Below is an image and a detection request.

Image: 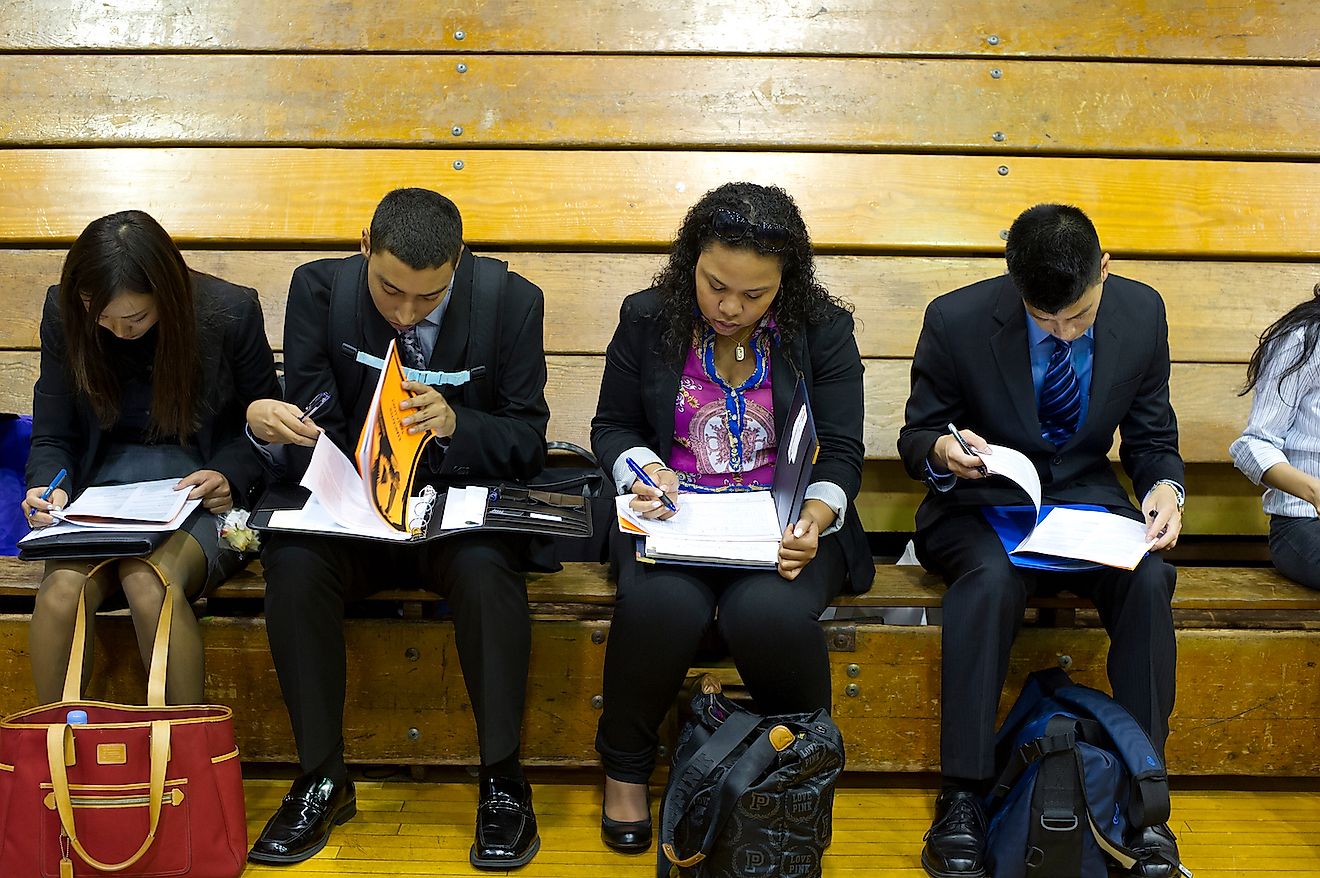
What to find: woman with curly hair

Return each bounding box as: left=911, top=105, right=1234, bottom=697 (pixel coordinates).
left=1231, top=282, right=1320, bottom=589
left=590, top=181, right=874, bottom=852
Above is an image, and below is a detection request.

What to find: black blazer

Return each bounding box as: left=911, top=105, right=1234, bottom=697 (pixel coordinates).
left=591, top=288, right=874, bottom=593
left=277, top=250, right=550, bottom=486
left=27, top=272, right=281, bottom=503
left=897, top=273, right=1184, bottom=532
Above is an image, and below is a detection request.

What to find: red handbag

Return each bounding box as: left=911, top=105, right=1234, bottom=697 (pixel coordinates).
left=0, top=584, right=247, bottom=877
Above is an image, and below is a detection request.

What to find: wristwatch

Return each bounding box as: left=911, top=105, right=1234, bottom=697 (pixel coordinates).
left=1147, top=479, right=1185, bottom=512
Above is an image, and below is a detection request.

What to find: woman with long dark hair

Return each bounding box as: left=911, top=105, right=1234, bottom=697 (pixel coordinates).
left=23, top=210, right=280, bottom=703
left=590, top=182, right=874, bottom=852
left=1231, top=282, right=1320, bottom=589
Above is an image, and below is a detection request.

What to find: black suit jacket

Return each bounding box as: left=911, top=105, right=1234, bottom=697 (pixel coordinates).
left=27, top=272, right=281, bottom=503
left=897, top=273, right=1184, bottom=532
left=277, top=250, right=549, bottom=486
left=591, top=288, right=874, bottom=593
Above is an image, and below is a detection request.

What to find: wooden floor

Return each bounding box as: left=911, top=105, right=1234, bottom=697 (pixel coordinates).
left=236, top=771, right=1320, bottom=877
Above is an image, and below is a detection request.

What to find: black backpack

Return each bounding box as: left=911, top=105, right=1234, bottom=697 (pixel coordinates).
left=657, top=691, right=843, bottom=878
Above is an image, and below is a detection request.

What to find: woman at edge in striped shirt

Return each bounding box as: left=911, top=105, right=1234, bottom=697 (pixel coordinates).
left=1230, top=282, right=1320, bottom=589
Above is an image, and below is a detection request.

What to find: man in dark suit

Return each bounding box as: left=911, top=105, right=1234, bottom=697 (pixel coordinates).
left=244, top=189, right=548, bottom=870
left=898, top=204, right=1184, bottom=878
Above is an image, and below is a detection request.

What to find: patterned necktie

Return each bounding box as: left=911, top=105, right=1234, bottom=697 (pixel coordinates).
left=1039, top=337, right=1082, bottom=446
left=398, top=326, right=427, bottom=371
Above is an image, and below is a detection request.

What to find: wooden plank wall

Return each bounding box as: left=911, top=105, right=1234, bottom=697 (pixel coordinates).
left=1, top=1, right=1315, bottom=535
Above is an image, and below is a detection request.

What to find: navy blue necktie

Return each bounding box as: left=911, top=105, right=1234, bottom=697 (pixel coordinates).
left=1039, top=337, right=1081, bottom=446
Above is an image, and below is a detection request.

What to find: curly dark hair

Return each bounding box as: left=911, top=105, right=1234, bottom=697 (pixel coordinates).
left=652, top=182, right=849, bottom=362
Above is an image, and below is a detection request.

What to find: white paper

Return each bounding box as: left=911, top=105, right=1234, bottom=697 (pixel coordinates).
left=643, top=534, right=779, bottom=567
left=268, top=493, right=413, bottom=541
left=440, top=486, right=488, bottom=530
left=615, top=492, right=780, bottom=542
left=300, top=435, right=402, bottom=538
left=982, top=444, right=1042, bottom=519
left=56, top=478, right=192, bottom=525
left=1014, top=507, right=1154, bottom=570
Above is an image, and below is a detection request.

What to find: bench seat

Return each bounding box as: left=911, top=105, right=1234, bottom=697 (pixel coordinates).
left=1, top=556, right=1318, bottom=775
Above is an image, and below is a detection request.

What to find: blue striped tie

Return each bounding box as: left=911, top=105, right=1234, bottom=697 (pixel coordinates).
left=1039, top=337, right=1081, bottom=445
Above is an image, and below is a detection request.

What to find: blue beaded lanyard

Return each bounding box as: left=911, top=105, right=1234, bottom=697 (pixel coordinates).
left=699, top=324, right=769, bottom=474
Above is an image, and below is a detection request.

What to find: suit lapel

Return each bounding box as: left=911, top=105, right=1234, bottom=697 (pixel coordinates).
left=646, top=329, right=681, bottom=460
left=1067, top=280, right=1119, bottom=449
left=431, top=249, right=472, bottom=376
left=988, top=283, right=1046, bottom=447
left=771, top=328, right=805, bottom=441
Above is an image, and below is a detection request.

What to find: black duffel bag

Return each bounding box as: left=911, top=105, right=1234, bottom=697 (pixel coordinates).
left=657, top=689, right=844, bottom=878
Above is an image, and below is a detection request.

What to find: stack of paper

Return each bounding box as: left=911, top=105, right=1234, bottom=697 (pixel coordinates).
left=616, top=492, right=782, bottom=567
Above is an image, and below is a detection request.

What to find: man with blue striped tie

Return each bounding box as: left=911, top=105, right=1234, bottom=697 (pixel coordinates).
left=899, top=204, right=1185, bottom=878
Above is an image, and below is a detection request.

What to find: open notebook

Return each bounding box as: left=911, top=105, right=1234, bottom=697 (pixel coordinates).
left=972, top=443, right=1156, bottom=571
left=617, top=377, right=818, bottom=568
left=252, top=340, right=590, bottom=543
left=18, top=479, right=203, bottom=560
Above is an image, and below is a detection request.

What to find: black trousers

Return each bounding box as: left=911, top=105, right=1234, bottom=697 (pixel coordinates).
left=916, top=509, right=1177, bottom=781
left=262, top=530, right=531, bottom=777
left=596, top=530, right=845, bottom=784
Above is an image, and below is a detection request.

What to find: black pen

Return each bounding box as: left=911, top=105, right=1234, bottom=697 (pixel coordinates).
left=946, top=423, right=989, bottom=477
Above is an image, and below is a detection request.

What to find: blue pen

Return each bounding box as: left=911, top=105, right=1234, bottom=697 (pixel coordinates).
left=29, top=468, right=68, bottom=518
left=625, top=458, right=677, bottom=512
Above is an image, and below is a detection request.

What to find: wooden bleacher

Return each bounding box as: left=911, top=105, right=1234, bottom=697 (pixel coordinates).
left=0, top=0, right=1318, bottom=784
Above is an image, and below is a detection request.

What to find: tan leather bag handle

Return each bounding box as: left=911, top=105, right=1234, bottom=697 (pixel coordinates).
left=61, top=570, right=175, bottom=708
left=45, top=720, right=171, bottom=872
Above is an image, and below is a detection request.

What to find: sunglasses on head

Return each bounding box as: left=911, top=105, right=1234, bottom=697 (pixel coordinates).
left=710, top=208, right=790, bottom=253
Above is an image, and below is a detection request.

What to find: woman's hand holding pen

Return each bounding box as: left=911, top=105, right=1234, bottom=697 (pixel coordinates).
left=932, top=428, right=992, bottom=479
left=247, top=399, right=321, bottom=446
left=628, top=464, right=680, bottom=520
left=778, top=499, right=832, bottom=581
left=22, top=486, right=68, bottom=528
left=176, top=469, right=234, bottom=514
left=400, top=380, right=456, bottom=438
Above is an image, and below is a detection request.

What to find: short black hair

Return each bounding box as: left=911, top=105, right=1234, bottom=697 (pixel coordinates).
left=1004, top=203, right=1103, bottom=313
left=368, top=188, right=463, bottom=270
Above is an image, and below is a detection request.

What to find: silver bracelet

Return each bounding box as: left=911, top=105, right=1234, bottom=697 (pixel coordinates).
left=1146, top=478, right=1185, bottom=512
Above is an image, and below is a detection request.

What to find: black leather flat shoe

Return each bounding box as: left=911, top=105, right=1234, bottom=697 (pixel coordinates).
left=921, top=789, right=988, bottom=878
left=1129, top=822, right=1183, bottom=878
left=248, top=775, right=357, bottom=865
left=470, top=775, right=540, bottom=870
left=601, top=802, right=652, bottom=853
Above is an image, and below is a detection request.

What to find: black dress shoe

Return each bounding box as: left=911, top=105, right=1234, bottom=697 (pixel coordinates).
left=601, top=799, right=652, bottom=853
left=248, top=775, right=357, bottom=865
left=921, top=790, right=988, bottom=878
left=470, top=775, right=541, bottom=870
left=1129, top=823, right=1183, bottom=878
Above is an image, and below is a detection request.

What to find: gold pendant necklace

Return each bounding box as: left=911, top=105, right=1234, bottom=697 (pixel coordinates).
left=732, top=324, right=757, bottom=362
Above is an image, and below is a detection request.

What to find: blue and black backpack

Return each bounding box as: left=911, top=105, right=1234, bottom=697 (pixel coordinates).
left=984, top=668, right=1181, bottom=878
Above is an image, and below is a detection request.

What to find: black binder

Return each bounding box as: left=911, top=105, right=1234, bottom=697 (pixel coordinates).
left=18, top=529, right=173, bottom=562
left=251, top=482, right=592, bottom=543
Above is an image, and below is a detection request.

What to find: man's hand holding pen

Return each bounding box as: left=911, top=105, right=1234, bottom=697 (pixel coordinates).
left=931, top=424, right=992, bottom=479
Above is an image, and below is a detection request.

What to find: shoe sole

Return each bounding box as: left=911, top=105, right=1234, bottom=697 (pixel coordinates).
left=470, top=835, right=542, bottom=871
left=247, top=800, right=358, bottom=865
left=602, top=835, right=652, bottom=855
left=920, top=849, right=987, bottom=878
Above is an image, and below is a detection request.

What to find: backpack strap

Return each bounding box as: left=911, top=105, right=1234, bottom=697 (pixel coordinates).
left=1026, top=715, right=1085, bottom=877
left=464, top=255, right=509, bottom=412
left=660, top=716, right=793, bottom=870
left=329, top=255, right=369, bottom=409
left=1048, top=685, right=1171, bottom=827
